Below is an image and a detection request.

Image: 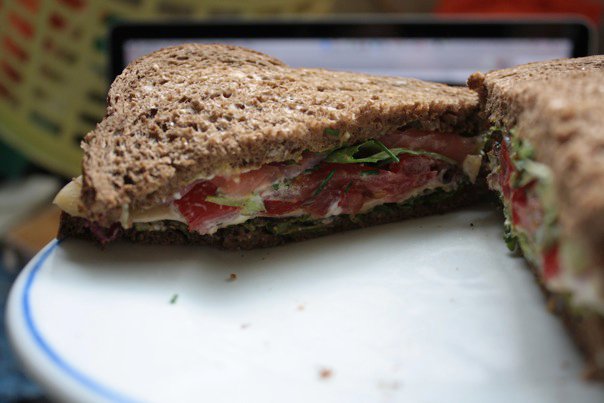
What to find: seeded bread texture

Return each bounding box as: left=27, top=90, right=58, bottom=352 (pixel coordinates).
left=468, top=56, right=604, bottom=268
left=468, top=55, right=604, bottom=131
left=81, top=44, right=479, bottom=226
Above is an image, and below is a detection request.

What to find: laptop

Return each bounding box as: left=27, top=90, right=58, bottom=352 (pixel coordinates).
left=110, top=18, right=594, bottom=85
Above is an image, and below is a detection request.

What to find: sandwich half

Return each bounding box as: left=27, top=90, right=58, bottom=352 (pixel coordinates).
left=469, top=56, right=604, bottom=378
left=55, top=44, right=485, bottom=248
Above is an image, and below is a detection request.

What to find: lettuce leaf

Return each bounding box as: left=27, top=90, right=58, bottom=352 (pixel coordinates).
left=205, top=195, right=266, bottom=215
left=325, top=139, right=456, bottom=165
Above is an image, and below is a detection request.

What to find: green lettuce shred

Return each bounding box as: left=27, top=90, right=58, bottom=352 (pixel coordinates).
left=205, top=195, right=266, bottom=215
left=325, top=139, right=456, bottom=165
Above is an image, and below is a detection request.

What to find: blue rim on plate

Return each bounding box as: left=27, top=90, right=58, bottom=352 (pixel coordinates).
left=18, top=240, right=138, bottom=403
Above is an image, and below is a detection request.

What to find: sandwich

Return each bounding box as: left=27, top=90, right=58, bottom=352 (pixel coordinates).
left=468, top=56, right=604, bottom=379
left=54, top=44, right=485, bottom=249
left=53, top=43, right=604, bottom=379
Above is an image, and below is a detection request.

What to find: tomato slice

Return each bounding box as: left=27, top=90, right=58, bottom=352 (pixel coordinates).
left=339, top=183, right=365, bottom=215
left=362, top=156, right=438, bottom=200
left=380, top=129, right=479, bottom=164
left=264, top=200, right=302, bottom=215
left=174, top=181, right=240, bottom=232
left=290, top=155, right=439, bottom=217
left=499, top=142, right=544, bottom=234
left=212, top=165, right=281, bottom=196
left=543, top=245, right=560, bottom=281
left=175, top=151, right=450, bottom=232
left=511, top=186, right=528, bottom=226
left=305, top=189, right=342, bottom=217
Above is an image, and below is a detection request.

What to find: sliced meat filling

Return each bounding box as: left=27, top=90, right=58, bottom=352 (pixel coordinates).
left=174, top=129, right=483, bottom=234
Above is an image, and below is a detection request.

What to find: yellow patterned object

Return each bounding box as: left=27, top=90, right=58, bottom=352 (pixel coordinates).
left=0, top=0, right=333, bottom=177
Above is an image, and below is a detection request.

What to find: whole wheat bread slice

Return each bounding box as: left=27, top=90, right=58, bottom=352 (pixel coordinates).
left=468, top=55, right=604, bottom=132
left=81, top=44, right=479, bottom=226
left=469, top=56, right=604, bottom=379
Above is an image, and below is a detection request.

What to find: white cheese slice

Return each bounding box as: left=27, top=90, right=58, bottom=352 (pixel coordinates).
left=462, top=154, right=482, bottom=184
left=53, top=177, right=83, bottom=218
left=53, top=177, right=186, bottom=224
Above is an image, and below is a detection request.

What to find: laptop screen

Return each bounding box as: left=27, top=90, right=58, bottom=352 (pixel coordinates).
left=123, top=37, right=573, bottom=84
left=112, top=20, right=592, bottom=85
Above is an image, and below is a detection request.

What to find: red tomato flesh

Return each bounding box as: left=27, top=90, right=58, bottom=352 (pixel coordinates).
left=212, top=165, right=281, bottom=197
left=498, top=142, right=542, bottom=233
left=174, top=181, right=240, bottom=232
left=174, top=132, right=464, bottom=233
left=263, top=200, right=302, bottom=215
left=176, top=153, right=445, bottom=230
left=497, top=140, right=558, bottom=281
left=380, top=129, right=479, bottom=165
left=543, top=245, right=560, bottom=281
left=276, top=156, right=441, bottom=218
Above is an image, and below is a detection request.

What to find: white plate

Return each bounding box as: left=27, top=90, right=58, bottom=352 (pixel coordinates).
left=6, top=206, right=604, bottom=403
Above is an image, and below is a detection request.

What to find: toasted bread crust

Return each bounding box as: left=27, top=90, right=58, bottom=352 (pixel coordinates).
left=468, top=56, right=604, bottom=268
left=468, top=55, right=604, bottom=131
left=81, top=44, right=479, bottom=226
